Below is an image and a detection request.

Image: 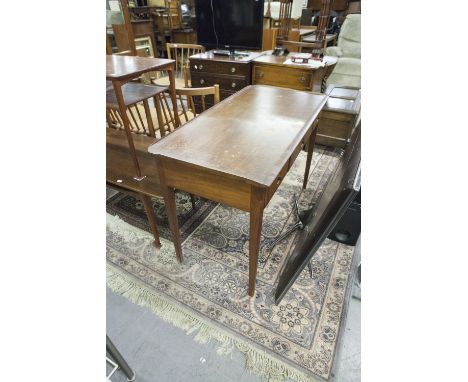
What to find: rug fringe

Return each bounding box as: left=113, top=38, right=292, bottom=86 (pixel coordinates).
left=107, top=264, right=318, bottom=382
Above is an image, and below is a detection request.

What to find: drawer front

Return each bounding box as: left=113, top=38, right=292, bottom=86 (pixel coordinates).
left=318, top=118, right=354, bottom=141
left=191, top=73, right=247, bottom=92
left=253, top=64, right=312, bottom=91
left=190, top=60, right=250, bottom=77
left=267, top=161, right=289, bottom=203
left=321, top=110, right=356, bottom=122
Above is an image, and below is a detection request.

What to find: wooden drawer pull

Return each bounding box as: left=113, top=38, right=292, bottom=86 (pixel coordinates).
left=199, top=64, right=204, bottom=70
left=299, top=76, right=307, bottom=83
left=257, top=71, right=264, bottom=79
left=231, top=67, right=236, bottom=73
left=200, top=79, right=205, bottom=84
left=231, top=82, right=236, bottom=88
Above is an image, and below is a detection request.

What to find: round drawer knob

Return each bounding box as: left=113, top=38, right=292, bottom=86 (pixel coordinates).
left=258, top=72, right=264, bottom=79
left=199, top=64, right=203, bottom=70
left=299, top=76, right=306, bottom=83
left=231, top=82, right=236, bottom=88
left=200, top=79, right=205, bottom=84
left=231, top=67, right=236, bottom=73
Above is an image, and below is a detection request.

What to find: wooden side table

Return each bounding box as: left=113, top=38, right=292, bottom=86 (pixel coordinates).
left=316, top=84, right=361, bottom=148
left=106, top=55, right=180, bottom=180
left=252, top=53, right=337, bottom=93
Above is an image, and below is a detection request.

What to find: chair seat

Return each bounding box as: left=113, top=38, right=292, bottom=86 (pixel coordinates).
left=152, top=75, right=187, bottom=89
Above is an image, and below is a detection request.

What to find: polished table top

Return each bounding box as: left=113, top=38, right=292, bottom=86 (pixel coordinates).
left=106, top=55, right=175, bottom=81
left=148, top=85, right=327, bottom=188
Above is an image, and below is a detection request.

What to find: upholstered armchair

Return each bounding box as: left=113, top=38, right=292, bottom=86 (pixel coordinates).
left=326, top=14, right=361, bottom=88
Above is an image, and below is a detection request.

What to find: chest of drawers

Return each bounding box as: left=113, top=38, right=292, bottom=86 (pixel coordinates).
left=252, top=53, right=337, bottom=93
left=189, top=51, right=263, bottom=110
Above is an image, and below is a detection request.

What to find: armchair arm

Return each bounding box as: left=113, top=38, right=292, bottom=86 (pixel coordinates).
left=325, top=46, right=343, bottom=57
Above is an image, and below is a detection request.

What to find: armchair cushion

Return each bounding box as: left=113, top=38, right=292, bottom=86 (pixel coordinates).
left=338, top=14, right=361, bottom=59
left=327, top=57, right=361, bottom=88
left=325, top=46, right=343, bottom=57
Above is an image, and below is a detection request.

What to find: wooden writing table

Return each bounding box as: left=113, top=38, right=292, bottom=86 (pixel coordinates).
left=148, top=85, right=328, bottom=297
left=106, top=55, right=180, bottom=180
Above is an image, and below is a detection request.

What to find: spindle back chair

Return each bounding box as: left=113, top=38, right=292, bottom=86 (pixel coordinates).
left=155, top=83, right=220, bottom=136
left=166, top=43, right=205, bottom=79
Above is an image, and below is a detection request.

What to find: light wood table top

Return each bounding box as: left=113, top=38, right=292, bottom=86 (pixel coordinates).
left=149, top=85, right=327, bottom=188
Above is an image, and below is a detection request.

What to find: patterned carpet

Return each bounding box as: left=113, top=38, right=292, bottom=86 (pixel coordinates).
left=106, top=146, right=357, bottom=382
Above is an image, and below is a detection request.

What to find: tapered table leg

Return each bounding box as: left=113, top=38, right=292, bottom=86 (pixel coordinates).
left=140, top=193, right=161, bottom=248
left=156, top=156, right=183, bottom=262
left=303, top=123, right=319, bottom=190
left=248, top=187, right=266, bottom=297
left=163, top=186, right=183, bottom=262
left=113, top=79, right=143, bottom=180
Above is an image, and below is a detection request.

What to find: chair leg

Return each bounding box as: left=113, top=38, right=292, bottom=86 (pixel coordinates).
left=190, top=193, right=197, bottom=210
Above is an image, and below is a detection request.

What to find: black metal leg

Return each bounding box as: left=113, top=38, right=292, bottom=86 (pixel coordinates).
left=268, top=195, right=311, bottom=252
left=106, top=335, right=135, bottom=382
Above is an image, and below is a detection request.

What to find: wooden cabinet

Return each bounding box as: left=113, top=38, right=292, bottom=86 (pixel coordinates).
left=316, top=85, right=361, bottom=148
left=252, top=53, right=337, bottom=93
left=189, top=51, right=262, bottom=111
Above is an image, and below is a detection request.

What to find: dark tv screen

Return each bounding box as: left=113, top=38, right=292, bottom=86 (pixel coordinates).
left=194, top=0, right=264, bottom=50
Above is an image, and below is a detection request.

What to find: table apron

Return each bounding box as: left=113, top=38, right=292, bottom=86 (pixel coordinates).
left=160, top=159, right=252, bottom=211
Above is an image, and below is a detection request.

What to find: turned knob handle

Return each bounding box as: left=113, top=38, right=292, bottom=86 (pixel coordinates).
left=200, top=78, right=205, bottom=84
left=231, top=67, right=236, bottom=73
left=199, top=64, right=203, bottom=70
left=299, top=76, right=306, bottom=83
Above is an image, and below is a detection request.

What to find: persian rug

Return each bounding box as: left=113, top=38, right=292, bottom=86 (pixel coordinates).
left=107, top=192, right=218, bottom=241
left=106, top=146, right=358, bottom=382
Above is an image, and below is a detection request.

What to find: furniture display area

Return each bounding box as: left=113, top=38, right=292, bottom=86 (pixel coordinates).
left=105, top=1, right=362, bottom=380
left=252, top=52, right=337, bottom=92
left=148, top=85, right=327, bottom=297
left=325, top=13, right=361, bottom=88
left=316, top=83, right=361, bottom=147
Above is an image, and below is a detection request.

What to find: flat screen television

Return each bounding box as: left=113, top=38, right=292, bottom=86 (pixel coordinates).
left=274, top=124, right=361, bottom=303
left=194, top=0, right=265, bottom=52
